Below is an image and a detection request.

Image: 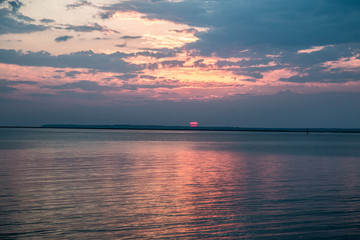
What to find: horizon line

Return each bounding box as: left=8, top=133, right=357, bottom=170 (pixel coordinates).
left=1, top=124, right=360, bottom=133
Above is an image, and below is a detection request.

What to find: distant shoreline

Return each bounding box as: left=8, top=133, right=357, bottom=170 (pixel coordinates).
left=1, top=124, right=360, bottom=133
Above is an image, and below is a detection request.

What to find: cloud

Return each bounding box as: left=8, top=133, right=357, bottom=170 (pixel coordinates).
left=0, top=49, right=140, bottom=73
left=276, top=44, right=360, bottom=69
left=120, top=35, right=142, bottom=39
left=140, top=74, right=157, bottom=80
left=56, top=90, right=105, bottom=100
left=322, top=53, right=360, bottom=71
left=65, top=70, right=82, bottom=78
left=98, top=11, right=112, bottom=19
left=42, top=80, right=114, bottom=91
left=5, top=80, right=37, bottom=85
left=170, top=28, right=199, bottom=34
left=207, top=43, right=360, bottom=83
left=280, top=67, right=360, bottom=83
left=114, top=74, right=137, bottom=81
left=0, top=8, right=47, bottom=35
left=193, top=59, right=206, bottom=68
left=1, top=0, right=359, bottom=90
left=121, top=83, right=177, bottom=90
left=93, top=37, right=111, bottom=40
left=297, top=45, right=333, bottom=54
left=275, top=47, right=360, bottom=83
left=136, top=48, right=178, bottom=58
left=103, top=0, right=360, bottom=56
left=215, top=57, right=275, bottom=68
left=64, top=23, right=118, bottom=33
left=55, top=35, right=73, bottom=42
left=29, top=93, right=58, bottom=98
left=115, top=43, right=126, bottom=48
left=66, top=0, right=94, bottom=10
left=40, top=18, right=55, bottom=23
left=0, top=79, right=36, bottom=93
left=8, top=0, right=22, bottom=12
left=0, top=85, right=17, bottom=93
left=161, top=60, right=185, bottom=67
left=0, top=79, right=17, bottom=93
left=31, top=91, right=106, bottom=101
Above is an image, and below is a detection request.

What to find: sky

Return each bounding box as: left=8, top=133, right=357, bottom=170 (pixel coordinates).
left=0, top=0, right=360, bottom=127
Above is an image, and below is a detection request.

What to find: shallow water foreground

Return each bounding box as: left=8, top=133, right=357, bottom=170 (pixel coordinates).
left=1, top=128, right=360, bottom=239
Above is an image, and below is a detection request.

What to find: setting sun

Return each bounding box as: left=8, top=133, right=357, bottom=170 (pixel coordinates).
left=190, top=122, right=198, bottom=127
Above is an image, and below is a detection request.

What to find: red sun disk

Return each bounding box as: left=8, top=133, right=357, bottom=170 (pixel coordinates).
left=190, top=122, right=198, bottom=127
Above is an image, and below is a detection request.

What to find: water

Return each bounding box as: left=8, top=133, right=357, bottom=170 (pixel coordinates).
left=0, top=128, right=360, bottom=239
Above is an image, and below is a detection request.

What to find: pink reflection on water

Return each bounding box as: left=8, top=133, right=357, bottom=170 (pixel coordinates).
left=2, top=132, right=360, bottom=238
left=91, top=141, right=258, bottom=237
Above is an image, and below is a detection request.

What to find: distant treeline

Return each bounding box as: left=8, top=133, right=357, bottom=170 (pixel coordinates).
left=40, top=124, right=360, bottom=133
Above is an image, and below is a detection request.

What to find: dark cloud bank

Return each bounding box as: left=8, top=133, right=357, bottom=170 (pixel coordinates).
left=0, top=79, right=37, bottom=93
left=1, top=91, right=360, bottom=128
left=104, top=0, right=360, bottom=50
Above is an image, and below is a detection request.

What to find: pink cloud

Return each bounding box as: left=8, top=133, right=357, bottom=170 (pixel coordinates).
left=260, top=68, right=300, bottom=84
left=297, top=45, right=333, bottom=54
left=322, top=53, right=360, bottom=71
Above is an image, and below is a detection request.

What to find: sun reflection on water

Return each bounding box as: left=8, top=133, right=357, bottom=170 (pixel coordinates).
left=1, top=129, right=360, bottom=238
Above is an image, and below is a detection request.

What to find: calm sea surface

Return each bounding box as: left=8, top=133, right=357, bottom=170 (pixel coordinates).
left=1, top=128, right=360, bottom=239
